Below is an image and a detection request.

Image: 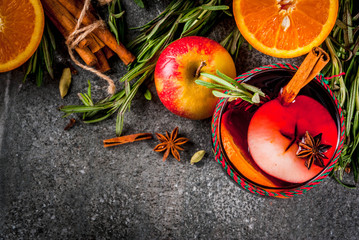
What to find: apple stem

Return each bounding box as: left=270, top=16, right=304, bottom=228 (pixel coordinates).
left=195, top=61, right=207, bottom=78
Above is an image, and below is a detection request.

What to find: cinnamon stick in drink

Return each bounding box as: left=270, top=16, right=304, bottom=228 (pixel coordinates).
left=281, top=47, right=330, bottom=105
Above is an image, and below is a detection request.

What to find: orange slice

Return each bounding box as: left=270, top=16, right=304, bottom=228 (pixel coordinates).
left=0, top=0, right=44, bottom=72
left=233, top=0, right=338, bottom=58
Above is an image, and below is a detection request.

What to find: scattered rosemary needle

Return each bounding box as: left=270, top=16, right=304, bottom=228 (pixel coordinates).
left=190, top=150, right=206, bottom=165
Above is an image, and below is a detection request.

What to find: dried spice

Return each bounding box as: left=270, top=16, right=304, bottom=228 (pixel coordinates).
left=296, top=131, right=332, bottom=170
left=103, top=133, right=153, bottom=148
left=190, top=150, right=206, bottom=165
left=153, top=127, right=189, bottom=161
left=64, top=118, right=76, bottom=131
left=280, top=124, right=299, bottom=152
left=59, top=68, right=72, bottom=98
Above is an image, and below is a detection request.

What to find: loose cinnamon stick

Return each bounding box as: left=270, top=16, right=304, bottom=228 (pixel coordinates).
left=281, top=47, right=330, bottom=104
left=41, top=0, right=89, bottom=48
left=94, top=50, right=111, bottom=72
left=57, top=0, right=136, bottom=65
left=103, top=133, right=153, bottom=148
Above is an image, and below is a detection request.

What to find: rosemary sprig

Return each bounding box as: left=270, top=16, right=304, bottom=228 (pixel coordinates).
left=108, top=0, right=125, bottom=44
left=24, top=20, right=56, bottom=86
left=195, top=70, right=265, bottom=104
left=220, top=27, right=245, bottom=60
left=323, top=0, right=359, bottom=187
left=61, top=0, right=230, bottom=136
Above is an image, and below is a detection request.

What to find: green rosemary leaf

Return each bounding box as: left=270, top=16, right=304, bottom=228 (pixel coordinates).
left=200, top=72, right=237, bottom=90
left=116, top=78, right=143, bottom=136
left=200, top=5, right=229, bottom=11
left=23, top=56, right=34, bottom=82
left=251, top=92, right=261, bottom=103
left=133, top=0, right=144, bottom=8
left=116, top=111, right=125, bottom=137
left=220, top=29, right=234, bottom=48
left=108, top=20, right=119, bottom=43
left=212, top=90, right=254, bottom=103
left=78, top=93, right=91, bottom=106
left=241, top=83, right=265, bottom=97
left=353, top=111, right=359, bottom=135
left=346, top=68, right=359, bottom=136
left=32, top=50, right=38, bottom=73
left=42, top=35, right=54, bottom=79
left=36, top=63, right=43, bottom=87
left=216, top=70, right=240, bottom=87
left=212, top=90, right=235, bottom=98
left=144, top=89, right=152, bottom=100
left=60, top=104, right=112, bottom=113
left=125, top=81, right=131, bottom=96
left=87, top=80, right=92, bottom=99
left=84, top=113, right=113, bottom=124
left=194, top=80, right=228, bottom=90
left=111, top=11, right=125, bottom=19
left=46, top=21, right=56, bottom=50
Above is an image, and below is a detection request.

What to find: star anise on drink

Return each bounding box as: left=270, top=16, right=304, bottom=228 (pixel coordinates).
left=296, top=131, right=332, bottom=170
left=153, top=127, right=189, bottom=161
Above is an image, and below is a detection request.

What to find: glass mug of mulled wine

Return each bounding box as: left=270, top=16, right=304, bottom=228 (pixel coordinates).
left=213, top=66, right=344, bottom=198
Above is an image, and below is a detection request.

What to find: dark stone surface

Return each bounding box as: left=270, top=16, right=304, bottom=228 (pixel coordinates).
left=1, top=1, right=359, bottom=239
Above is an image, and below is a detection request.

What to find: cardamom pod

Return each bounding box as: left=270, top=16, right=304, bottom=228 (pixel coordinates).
left=59, top=68, right=71, bottom=99
left=190, top=150, right=206, bottom=165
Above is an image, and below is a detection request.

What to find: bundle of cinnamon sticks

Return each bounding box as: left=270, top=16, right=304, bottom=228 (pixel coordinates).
left=41, top=0, right=135, bottom=72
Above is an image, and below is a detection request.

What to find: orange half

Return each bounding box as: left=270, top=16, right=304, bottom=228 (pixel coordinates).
left=0, top=0, right=44, bottom=72
left=233, top=0, right=338, bottom=58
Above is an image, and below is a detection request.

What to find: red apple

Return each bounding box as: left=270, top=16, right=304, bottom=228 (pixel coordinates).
left=247, top=95, right=338, bottom=183
left=154, top=36, right=236, bottom=120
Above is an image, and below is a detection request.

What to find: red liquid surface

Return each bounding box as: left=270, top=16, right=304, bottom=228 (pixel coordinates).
left=220, top=70, right=339, bottom=188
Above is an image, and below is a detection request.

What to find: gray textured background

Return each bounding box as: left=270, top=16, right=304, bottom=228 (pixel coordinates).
left=1, top=0, right=359, bottom=239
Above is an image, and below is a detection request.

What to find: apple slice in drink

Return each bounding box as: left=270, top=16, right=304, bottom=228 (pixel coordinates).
left=247, top=95, right=338, bottom=183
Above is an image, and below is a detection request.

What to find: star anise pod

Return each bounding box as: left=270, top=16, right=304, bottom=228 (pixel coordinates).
left=153, top=127, right=189, bottom=161
left=296, top=131, right=332, bottom=170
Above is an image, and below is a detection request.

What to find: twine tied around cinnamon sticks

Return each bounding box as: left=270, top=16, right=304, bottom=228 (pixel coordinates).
left=66, top=0, right=116, bottom=95
left=42, top=0, right=136, bottom=95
